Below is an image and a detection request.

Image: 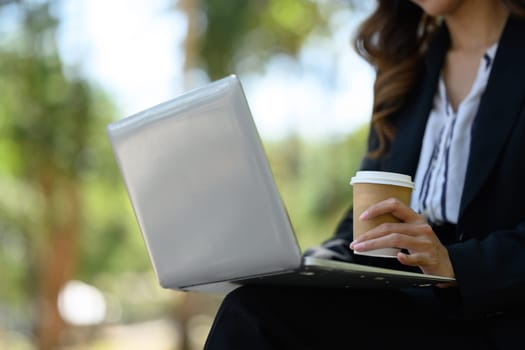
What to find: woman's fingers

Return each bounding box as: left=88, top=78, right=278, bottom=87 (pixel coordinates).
left=397, top=251, right=429, bottom=267
left=351, top=222, right=433, bottom=246
left=360, top=197, right=424, bottom=224
left=398, top=251, right=455, bottom=280
left=351, top=230, right=427, bottom=252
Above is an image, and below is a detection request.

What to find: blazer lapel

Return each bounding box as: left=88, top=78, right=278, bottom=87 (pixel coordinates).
left=459, top=16, right=525, bottom=216
left=389, top=25, right=449, bottom=177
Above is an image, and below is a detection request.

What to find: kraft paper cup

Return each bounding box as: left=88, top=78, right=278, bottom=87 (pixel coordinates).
left=350, top=171, right=414, bottom=258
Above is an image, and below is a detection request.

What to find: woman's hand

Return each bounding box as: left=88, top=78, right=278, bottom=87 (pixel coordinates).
left=349, top=198, right=456, bottom=286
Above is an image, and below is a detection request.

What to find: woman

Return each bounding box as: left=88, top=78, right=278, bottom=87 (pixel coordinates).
left=205, top=0, right=525, bottom=348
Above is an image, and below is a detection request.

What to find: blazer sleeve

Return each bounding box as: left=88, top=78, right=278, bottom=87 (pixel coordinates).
left=446, top=222, right=525, bottom=315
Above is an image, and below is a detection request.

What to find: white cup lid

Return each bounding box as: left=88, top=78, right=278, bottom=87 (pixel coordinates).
left=350, top=171, right=414, bottom=189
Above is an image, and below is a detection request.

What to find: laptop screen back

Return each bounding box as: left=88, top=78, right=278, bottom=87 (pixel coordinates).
left=107, top=76, right=302, bottom=289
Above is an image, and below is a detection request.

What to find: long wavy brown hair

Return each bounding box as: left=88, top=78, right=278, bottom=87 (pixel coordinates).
left=354, top=0, right=525, bottom=158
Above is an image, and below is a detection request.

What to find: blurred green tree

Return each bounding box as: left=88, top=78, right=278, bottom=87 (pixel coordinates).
left=179, top=0, right=353, bottom=81
left=264, top=128, right=368, bottom=250
left=0, top=1, right=150, bottom=348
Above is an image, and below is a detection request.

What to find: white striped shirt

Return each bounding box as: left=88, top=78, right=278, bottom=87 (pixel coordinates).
left=411, top=43, right=498, bottom=225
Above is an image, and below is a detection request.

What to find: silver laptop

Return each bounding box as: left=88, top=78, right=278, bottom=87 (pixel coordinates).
left=107, top=75, right=454, bottom=293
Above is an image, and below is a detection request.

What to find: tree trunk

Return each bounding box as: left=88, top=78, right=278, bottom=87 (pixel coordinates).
left=179, top=0, right=200, bottom=89
left=34, top=168, right=81, bottom=350
left=172, top=1, right=205, bottom=348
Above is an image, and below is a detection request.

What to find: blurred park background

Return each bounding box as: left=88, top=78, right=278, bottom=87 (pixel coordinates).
left=0, top=0, right=375, bottom=349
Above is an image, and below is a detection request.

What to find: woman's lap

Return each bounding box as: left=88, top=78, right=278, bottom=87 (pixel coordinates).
left=204, top=285, right=491, bottom=350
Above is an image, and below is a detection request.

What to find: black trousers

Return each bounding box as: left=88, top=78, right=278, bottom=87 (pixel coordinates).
left=204, top=285, right=522, bottom=350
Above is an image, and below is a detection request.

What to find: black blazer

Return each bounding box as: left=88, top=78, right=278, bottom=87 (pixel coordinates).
left=334, top=15, right=525, bottom=316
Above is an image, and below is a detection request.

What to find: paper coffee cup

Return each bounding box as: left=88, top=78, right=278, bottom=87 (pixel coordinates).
left=350, top=171, right=414, bottom=258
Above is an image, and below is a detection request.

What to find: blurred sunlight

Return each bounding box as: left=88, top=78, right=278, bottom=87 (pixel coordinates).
left=57, top=0, right=374, bottom=140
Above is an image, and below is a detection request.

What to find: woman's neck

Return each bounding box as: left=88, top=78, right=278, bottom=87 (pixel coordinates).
left=444, top=1, right=509, bottom=52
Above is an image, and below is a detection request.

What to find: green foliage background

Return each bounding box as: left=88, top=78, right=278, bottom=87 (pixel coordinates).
left=0, top=0, right=371, bottom=348
left=264, top=131, right=367, bottom=250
